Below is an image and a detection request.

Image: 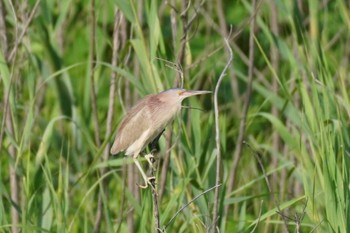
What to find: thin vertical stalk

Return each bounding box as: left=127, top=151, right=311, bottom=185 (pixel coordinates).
left=0, top=0, right=8, bottom=57
left=127, top=165, right=135, bottom=233
left=5, top=92, right=19, bottom=233
left=175, top=0, right=190, bottom=88
left=0, top=0, right=40, bottom=154
left=270, top=0, right=280, bottom=185
left=93, top=9, right=123, bottom=233
left=215, top=0, right=240, bottom=113
left=211, top=38, right=233, bottom=233
left=0, top=1, right=20, bottom=232
left=8, top=0, right=41, bottom=62
left=150, top=153, right=161, bottom=233
left=89, top=0, right=100, bottom=147
left=269, top=2, right=281, bottom=232
left=89, top=3, right=101, bottom=230
left=170, top=0, right=177, bottom=60
left=0, top=0, right=9, bottom=153
left=177, top=0, right=189, bottom=66
left=225, top=0, right=258, bottom=222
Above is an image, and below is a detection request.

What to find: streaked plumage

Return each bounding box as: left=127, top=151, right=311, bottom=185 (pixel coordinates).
left=110, top=88, right=211, bottom=188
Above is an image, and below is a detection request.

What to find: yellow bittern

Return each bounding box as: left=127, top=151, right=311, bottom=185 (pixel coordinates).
left=110, top=88, right=211, bottom=188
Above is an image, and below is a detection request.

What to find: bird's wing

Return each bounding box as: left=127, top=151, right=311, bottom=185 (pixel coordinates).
left=110, top=97, right=154, bottom=155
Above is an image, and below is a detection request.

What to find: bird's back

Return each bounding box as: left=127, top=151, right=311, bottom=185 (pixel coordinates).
left=110, top=96, right=153, bottom=154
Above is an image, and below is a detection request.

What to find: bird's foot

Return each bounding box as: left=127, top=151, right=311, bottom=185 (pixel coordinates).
left=133, top=158, right=156, bottom=191
left=137, top=176, right=156, bottom=190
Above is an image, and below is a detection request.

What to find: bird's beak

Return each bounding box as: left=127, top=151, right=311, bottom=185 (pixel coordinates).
left=181, top=90, right=212, bottom=97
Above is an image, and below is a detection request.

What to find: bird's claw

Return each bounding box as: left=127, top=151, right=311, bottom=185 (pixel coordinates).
left=137, top=176, right=156, bottom=190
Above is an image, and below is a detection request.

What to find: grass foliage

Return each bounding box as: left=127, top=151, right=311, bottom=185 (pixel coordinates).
left=1, top=0, right=350, bottom=232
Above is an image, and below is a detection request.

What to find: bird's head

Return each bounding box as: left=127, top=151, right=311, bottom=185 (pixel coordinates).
left=159, top=88, right=211, bottom=103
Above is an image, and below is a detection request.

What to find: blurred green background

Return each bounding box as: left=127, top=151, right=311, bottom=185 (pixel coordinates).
left=1, top=0, right=350, bottom=232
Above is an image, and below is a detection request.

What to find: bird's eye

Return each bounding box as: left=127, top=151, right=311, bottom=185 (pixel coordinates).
left=178, top=90, right=185, bottom=96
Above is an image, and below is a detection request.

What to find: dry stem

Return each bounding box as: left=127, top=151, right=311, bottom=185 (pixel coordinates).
left=150, top=151, right=161, bottom=233
left=93, top=9, right=124, bottom=233
left=0, top=1, right=41, bottom=232
left=8, top=0, right=41, bottom=62
left=224, top=0, right=258, bottom=220
left=211, top=37, right=233, bottom=233
left=89, top=0, right=101, bottom=148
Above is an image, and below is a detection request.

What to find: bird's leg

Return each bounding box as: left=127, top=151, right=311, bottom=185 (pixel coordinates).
left=133, top=158, right=155, bottom=190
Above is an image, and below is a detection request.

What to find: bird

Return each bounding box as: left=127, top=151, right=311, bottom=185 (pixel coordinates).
left=110, top=88, right=211, bottom=188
